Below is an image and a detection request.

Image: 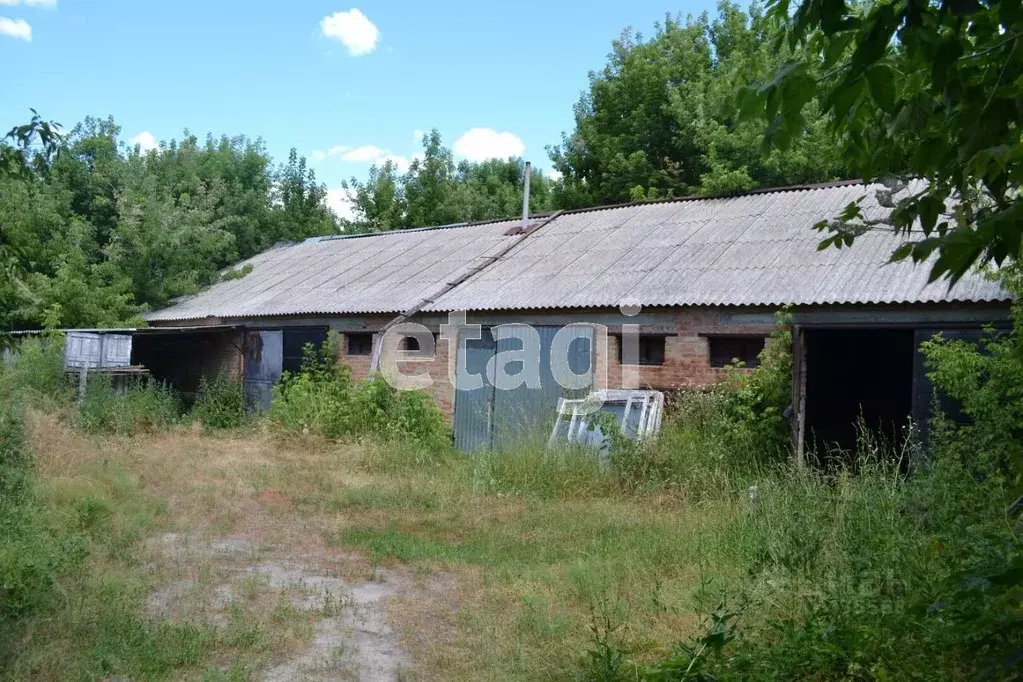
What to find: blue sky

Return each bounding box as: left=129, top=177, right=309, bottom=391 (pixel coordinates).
left=1, top=0, right=724, bottom=216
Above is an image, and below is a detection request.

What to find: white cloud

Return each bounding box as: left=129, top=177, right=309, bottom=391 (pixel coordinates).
left=326, top=188, right=357, bottom=222
left=320, top=9, right=379, bottom=56
left=341, top=144, right=386, bottom=162
left=312, top=143, right=410, bottom=171
left=546, top=168, right=563, bottom=182
left=130, top=131, right=159, bottom=154
left=412, top=129, right=424, bottom=143
left=453, top=127, right=525, bottom=162
left=0, top=0, right=57, bottom=7
left=310, top=144, right=350, bottom=162
left=0, top=17, right=31, bottom=40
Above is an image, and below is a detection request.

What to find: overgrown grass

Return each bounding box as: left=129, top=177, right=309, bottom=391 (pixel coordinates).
left=3, top=309, right=1020, bottom=680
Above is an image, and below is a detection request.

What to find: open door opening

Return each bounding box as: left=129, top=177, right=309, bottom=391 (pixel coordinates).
left=804, top=328, right=915, bottom=457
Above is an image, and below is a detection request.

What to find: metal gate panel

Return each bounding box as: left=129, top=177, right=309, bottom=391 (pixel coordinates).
left=491, top=325, right=594, bottom=450
left=244, top=330, right=283, bottom=411
left=452, top=328, right=497, bottom=452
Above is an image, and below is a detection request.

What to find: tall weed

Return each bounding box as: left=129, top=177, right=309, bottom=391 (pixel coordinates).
left=0, top=334, right=71, bottom=406
left=191, top=367, right=245, bottom=432
left=77, top=376, right=181, bottom=435
left=269, top=335, right=450, bottom=453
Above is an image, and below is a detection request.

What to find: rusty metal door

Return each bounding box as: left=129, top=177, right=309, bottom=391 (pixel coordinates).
left=244, top=330, right=283, bottom=411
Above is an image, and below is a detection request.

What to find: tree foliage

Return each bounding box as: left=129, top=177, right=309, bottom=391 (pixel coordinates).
left=548, top=1, right=850, bottom=207
left=342, top=129, right=554, bottom=231
left=747, top=0, right=1023, bottom=282
left=0, top=116, right=337, bottom=330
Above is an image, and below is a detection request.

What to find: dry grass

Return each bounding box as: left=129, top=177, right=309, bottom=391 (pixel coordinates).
left=16, top=412, right=741, bottom=681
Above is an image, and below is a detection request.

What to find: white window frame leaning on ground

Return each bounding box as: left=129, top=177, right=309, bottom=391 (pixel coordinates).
left=548, top=389, right=665, bottom=453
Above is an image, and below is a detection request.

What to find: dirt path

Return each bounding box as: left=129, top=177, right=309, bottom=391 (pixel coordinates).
left=146, top=531, right=430, bottom=681
left=26, top=414, right=458, bottom=681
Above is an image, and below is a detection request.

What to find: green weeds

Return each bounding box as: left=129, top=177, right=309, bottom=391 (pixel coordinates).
left=192, top=368, right=246, bottom=432
left=269, top=334, right=450, bottom=452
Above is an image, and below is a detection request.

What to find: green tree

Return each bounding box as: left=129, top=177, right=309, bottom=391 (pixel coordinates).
left=0, top=112, right=337, bottom=329
left=342, top=129, right=553, bottom=231
left=548, top=1, right=848, bottom=207
left=746, top=0, right=1023, bottom=282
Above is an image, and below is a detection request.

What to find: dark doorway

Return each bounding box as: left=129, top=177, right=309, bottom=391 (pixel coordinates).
left=282, top=327, right=328, bottom=374
left=804, top=328, right=915, bottom=453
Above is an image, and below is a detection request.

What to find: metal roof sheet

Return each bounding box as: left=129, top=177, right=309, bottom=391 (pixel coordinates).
left=425, top=183, right=1010, bottom=311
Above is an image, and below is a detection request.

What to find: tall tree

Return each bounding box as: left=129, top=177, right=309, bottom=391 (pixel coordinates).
left=0, top=113, right=338, bottom=329
left=342, top=129, right=553, bottom=232
left=549, top=1, right=849, bottom=207
left=746, top=0, right=1023, bottom=283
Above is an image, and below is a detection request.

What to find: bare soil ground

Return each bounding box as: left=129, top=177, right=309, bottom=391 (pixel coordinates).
left=25, top=413, right=463, bottom=681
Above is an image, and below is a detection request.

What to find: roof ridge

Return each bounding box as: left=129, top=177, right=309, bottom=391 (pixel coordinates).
left=305, top=213, right=554, bottom=244
left=556, top=179, right=866, bottom=217
left=300, top=180, right=866, bottom=245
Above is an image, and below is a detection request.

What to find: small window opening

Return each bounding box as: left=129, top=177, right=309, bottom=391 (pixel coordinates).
left=618, top=335, right=666, bottom=366
left=709, top=336, right=765, bottom=368
left=346, top=332, right=373, bottom=356
left=398, top=333, right=437, bottom=359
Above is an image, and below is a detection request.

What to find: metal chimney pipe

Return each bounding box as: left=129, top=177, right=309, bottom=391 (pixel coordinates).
left=521, top=161, right=531, bottom=231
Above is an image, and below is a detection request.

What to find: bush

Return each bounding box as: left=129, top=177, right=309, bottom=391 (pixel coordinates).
left=191, top=367, right=245, bottom=431
left=269, top=335, right=450, bottom=453
left=582, top=439, right=1020, bottom=681
left=77, top=376, right=181, bottom=436
left=0, top=334, right=71, bottom=405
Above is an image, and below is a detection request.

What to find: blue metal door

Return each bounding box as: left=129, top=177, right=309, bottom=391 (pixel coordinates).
left=452, top=328, right=497, bottom=451
left=491, top=325, right=593, bottom=449
left=452, top=325, right=594, bottom=452
left=244, top=330, right=283, bottom=411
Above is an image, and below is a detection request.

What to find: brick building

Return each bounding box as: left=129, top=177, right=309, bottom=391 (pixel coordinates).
left=143, top=181, right=1011, bottom=453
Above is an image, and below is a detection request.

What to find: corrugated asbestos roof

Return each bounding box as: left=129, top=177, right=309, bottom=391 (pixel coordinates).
left=146, top=182, right=1010, bottom=322
left=427, top=182, right=1009, bottom=311
left=145, top=219, right=525, bottom=321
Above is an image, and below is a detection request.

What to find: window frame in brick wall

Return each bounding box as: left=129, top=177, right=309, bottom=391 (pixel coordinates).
left=346, top=332, right=373, bottom=356
left=707, top=335, right=766, bottom=368
left=616, top=334, right=667, bottom=367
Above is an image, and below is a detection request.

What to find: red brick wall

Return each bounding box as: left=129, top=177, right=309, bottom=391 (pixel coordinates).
left=331, top=309, right=781, bottom=418
left=337, top=332, right=375, bottom=381
left=606, top=310, right=778, bottom=390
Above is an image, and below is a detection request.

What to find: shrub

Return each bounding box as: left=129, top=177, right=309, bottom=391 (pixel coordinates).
left=719, top=308, right=793, bottom=459
left=0, top=397, right=30, bottom=499
left=0, top=333, right=71, bottom=405
left=588, top=274, right=1023, bottom=681
left=602, top=311, right=792, bottom=495
left=270, top=335, right=450, bottom=452
left=77, top=376, right=181, bottom=435
left=191, top=367, right=245, bottom=431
